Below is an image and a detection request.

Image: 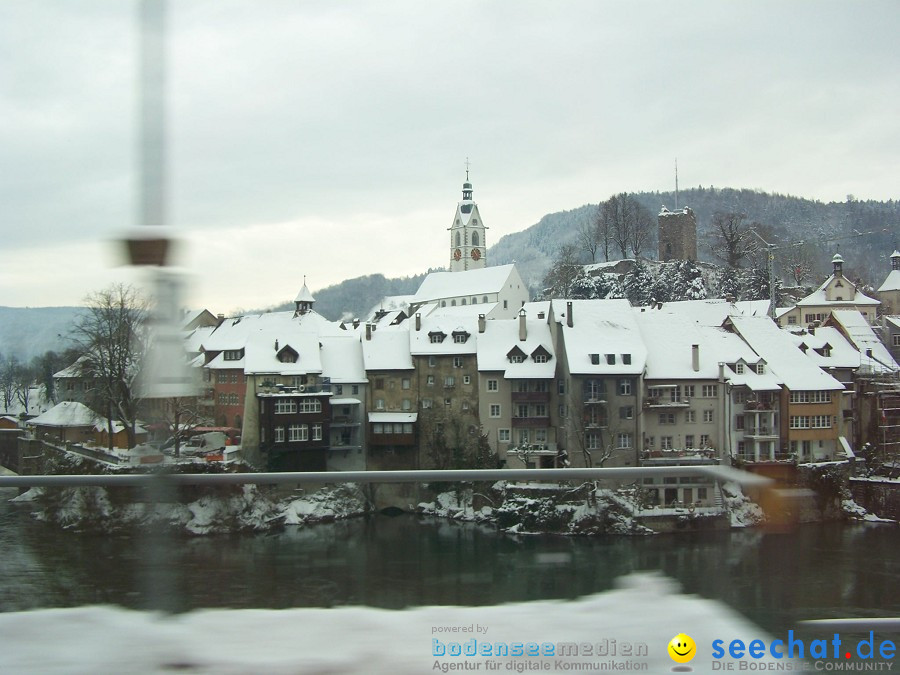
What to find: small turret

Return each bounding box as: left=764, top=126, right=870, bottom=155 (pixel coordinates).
left=294, top=277, right=315, bottom=316
left=832, top=253, right=844, bottom=278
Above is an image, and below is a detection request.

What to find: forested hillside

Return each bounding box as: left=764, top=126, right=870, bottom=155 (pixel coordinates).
left=0, top=306, right=84, bottom=362
left=490, top=188, right=899, bottom=292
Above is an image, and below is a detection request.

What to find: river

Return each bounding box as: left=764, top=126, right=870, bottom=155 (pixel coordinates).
left=0, top=488, right=897, bottom=635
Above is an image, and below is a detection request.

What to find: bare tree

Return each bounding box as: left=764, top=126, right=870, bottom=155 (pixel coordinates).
left=708, top=212, right=758, bottom=268
left=0, top=355, right=18, bottom=412
left=598, top=193, right=654, bottom=259
left=577, top=220, right=600, bottom=263
left=73, top=284, right=149, bottom=449
left=13, top=362, right=35, bottom=414
left=541, top=244, right=583, bottom=299
left=159, top=396, right=207, bottom=458
left=780, top=242, right=815, bottom=287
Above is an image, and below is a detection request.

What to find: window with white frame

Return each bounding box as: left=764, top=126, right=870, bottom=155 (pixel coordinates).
left=427, top=375, right=435, bottom=386
left=534, top=354, right=548, bottom=363
left=616, top=432, right=632, bottom=449
left=735, top=363, right=745, bottom=374
left=275, top=426, right=285, bottom=443
left=700, top=434, right=710, bottom=446
left=701, top=385, right=718, bottom=397
left=375, top=398, right=385, bottom=410
left=703, top=410, right=714, bottom=423
left=463, top=375, right=471, bottom=385
left=402, top=378, right=410, bottom=390
left=660, top=436, right=674, bottom=450
left=444, top=376, right=456, bottom=388
left=275, top=399, right=297, bottom=414
left=487, top=379, right=498, bottom=392
left=288, top=424, right=307, bottom=442
left=402, top=399, right=411, bottom=411
left=498, top=429, right=511, bottom=442
left=683, top=385, right=695, bottom=398
left=658, top=413, right=675, bottom=424
left=618, top=379, right=632, bottom=395
left=453, top=357, right=463, bottom=369
left=490, top=404, right=501, bottom=418
left=586, top=432, right=602, bottom=450
left=685, top=410, right=696, bottom=423
left=312, top=424, right=322, bottom=441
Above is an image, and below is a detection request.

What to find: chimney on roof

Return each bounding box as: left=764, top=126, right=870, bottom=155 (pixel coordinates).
left=415, top=313, right=421, bottom=331
left=692, top=344, right=700, bottom=372
left=216, top=313, right=225, bottom=327
left=519, top=309, right=527, bottom=341
left=365, top=323, right=372, bottom=341
left=566, top=301, right=573, bottom=328
left=478, top=314, right=486, bottom=334
left=352, top=318, right=360, bottom=329
left=725, top=293, right=736, bottom=304
left=274, top=339, right=279, bottom=352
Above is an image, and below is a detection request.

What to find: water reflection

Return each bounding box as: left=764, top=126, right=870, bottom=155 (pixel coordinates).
left=1, top=489, right=896, bottom=634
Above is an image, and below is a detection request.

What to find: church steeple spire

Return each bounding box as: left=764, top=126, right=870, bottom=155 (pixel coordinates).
left=449, top=163, right=487, bottom=272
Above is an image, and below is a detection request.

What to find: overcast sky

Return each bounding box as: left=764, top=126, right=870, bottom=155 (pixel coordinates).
left=1, top=1, right=897, bottom=313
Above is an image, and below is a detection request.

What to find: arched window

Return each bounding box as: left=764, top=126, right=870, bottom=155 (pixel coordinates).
left=441, top=300, right=446, bottom=307
left=461, top=298, right=467, bottom=305
left=455, top=232, right=461, bottom=247
left=471, top=297, right=477, bottom=304
left=472, top=231, right=479, bottom=246
left=451, top=300, right=457, bottom=306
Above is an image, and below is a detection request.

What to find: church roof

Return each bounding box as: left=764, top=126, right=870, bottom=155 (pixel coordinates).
left=413, top=264, right=518, bottom=303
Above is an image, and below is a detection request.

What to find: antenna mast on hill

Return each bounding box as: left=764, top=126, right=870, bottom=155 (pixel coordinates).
left=675, top=158, right=679, bottom=210
left=465, top=157, right=471, bottom=181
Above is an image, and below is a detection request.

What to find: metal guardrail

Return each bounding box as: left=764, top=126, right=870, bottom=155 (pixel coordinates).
left=0, top=465, right=773, bottom=489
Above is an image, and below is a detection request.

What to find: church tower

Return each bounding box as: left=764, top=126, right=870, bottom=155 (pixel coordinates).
left=449, top=169, right=487, bottom=272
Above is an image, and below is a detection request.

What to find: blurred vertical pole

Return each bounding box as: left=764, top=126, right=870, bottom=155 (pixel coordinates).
left=136, top=0, right=178, bottom=614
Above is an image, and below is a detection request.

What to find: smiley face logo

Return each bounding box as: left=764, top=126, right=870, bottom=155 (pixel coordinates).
left=667, top=633, right=696, bottom=663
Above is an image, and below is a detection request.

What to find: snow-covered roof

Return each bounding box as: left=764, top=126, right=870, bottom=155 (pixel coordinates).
left=550, top=299, right=646, bottom=375
left=877, top=269, right=900, bottom=293
left=30, top=401, right=99, bottom=428
left=243, top=331, right=323, bottom=376
left=655, top=299, right=772, bottom=327
left=417, top=302, right=499, bottom=319
left=796, top=276, right=879, bottom=307
left=294, top=282, right=315, bottom=304
left=727, top=316, right=844, bottom=391
left=413, top=264, right=518, bottom=303
left=365, top=295, right=415, bottom=321
left=409, top=315, right=480, bottom=356
left=361, top=327, right=414, bottom=371
left=828, top=310, right=899, bottom=373
left=95, top=420, right=147, bottom=435
left=185, top=326, right=216, bottom=355
left=53, top=355, right=89, bottom=379
left=330, top=398, right=361, bottom=405
left=886, top=316, right=900, bottom=330
left=634, top=310, right=780, bottom=390
left=319, top=336, right=366, bottom=383
left=785, top=325, right=863, bottom=371
left=200, top=311, right=340, bottom=354
left=476, top=314, right=556, bottom=379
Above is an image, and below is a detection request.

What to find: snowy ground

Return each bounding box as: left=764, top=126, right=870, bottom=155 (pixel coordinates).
left=0, top=573, right=795, bottom=674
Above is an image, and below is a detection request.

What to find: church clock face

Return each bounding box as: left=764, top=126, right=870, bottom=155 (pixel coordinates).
left=453, top=248, right=462, bottom=261
left=471, top=248, right=481, bottom=261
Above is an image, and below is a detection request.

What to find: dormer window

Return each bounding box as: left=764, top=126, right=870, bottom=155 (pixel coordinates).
left=735, top=363, right=745, bottom=374
left=428, top=332, right=446, bottom=344
left=507, top=346, right=527, bottom=364
left=622, top=354, right=632, bottom=365
left=606, top=354, right=616, bottom=365
left=756, top=363, right=765, bottom=374
left=277, top=346, right=299, bottom=364
left=223, top=349, right=244, bottom=361
left=531, top=346, right=552, bottom=364
left=590, top=353, right=600, bottom=365
left=452, top=331, right=470, bottom=344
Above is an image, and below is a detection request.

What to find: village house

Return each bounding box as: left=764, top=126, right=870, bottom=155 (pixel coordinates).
left=476, top=304, right=560, bottom=468
left=409, top=309, right=481, bottom=468
left=875, top=250, right=900, bottom=316
left=549, top=299, right=646, bottom=469
left=780, top=254, right=880, bottom=327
